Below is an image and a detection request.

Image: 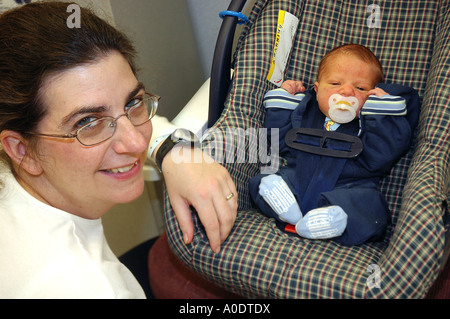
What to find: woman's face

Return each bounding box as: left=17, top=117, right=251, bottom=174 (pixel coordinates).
left=29, top=51, right=152, bottom=219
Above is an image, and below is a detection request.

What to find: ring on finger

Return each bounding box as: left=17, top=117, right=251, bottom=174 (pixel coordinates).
left=226, top=192, right=234, bottom=201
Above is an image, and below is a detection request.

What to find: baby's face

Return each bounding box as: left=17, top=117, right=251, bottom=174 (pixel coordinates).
left=314, top=55, right=378, bottom=123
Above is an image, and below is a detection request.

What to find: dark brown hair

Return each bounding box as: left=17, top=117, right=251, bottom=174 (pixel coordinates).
left=0, top=1, right=136, bottom=156
left=317, top=43, right=384, bottom=84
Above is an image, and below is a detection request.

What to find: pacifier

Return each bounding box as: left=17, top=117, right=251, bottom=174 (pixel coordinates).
left=327, top=94, right=359, bottom=124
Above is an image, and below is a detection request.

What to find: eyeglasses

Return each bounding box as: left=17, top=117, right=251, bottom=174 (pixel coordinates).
left=28, top=93, right=159, bottom=146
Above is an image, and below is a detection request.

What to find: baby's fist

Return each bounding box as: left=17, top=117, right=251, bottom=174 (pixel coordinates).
left=281, top=80, right=305, bottom=95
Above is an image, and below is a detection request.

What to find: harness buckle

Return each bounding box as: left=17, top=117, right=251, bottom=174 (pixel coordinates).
left=285, top=128, right=363, bottom=158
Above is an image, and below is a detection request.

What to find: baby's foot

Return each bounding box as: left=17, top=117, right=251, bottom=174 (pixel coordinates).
left=258, top=175, right=302, bottom=224
left=296, top=206, right=347, bottom=239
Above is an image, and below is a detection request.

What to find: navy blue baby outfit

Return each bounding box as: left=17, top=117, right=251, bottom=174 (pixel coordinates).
left=249, top=83, right=420, bottom=246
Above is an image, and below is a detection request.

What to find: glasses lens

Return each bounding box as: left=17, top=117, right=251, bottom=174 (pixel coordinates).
left=77, top=118, right=115, bottom=146
left=129, top=95, right=158, bottom=126
left=148, top=95, right=159, bottom=118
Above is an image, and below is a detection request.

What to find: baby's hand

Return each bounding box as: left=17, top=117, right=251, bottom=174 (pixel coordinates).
left=367, top=87, right=389, bottom=97
left=281, top=80, right=305, bottom=95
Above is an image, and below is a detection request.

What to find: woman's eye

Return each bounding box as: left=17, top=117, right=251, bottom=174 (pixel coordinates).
left=125, top=97, right=143, bottom=111
left=74, top=116, right=99, bottom=129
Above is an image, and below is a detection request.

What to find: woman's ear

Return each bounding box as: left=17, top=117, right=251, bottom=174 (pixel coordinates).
left=0, top=130, right=43, bottom=176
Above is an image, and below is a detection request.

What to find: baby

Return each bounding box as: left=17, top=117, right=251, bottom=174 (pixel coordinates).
left=250, top=44, right=420, bottom=245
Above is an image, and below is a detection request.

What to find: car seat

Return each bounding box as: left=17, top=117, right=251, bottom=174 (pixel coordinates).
left=157, top=0, right=450, bottom=298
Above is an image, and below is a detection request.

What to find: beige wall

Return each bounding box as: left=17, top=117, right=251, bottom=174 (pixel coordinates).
left=110, top=0, right=205, bottom=121
left=103, top=179, right=165, bottom=256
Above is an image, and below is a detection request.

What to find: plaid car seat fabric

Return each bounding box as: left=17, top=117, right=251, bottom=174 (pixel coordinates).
left=165, top=0, right=450, bottom=298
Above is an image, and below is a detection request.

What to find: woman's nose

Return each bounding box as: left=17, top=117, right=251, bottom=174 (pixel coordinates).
left=111, top=116, right=148, bottom=154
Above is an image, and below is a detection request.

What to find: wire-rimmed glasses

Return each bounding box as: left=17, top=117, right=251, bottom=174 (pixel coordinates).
left=28, top=93, right=159, bottom=146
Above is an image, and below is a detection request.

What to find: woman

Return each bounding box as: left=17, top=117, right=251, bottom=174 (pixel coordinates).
left=0, top=2, right=236, bottom=298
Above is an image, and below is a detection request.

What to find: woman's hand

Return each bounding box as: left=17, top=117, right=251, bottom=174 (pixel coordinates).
left=161, top=146, right=237, bottom=253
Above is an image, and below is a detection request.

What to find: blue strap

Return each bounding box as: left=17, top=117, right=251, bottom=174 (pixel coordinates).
left=219, top=10, right=249, bottom=24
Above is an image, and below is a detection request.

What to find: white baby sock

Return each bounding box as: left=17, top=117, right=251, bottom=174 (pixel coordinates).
left=296, top=206, right=347, bottom=239
left=258, top=175, right=302, bottom=225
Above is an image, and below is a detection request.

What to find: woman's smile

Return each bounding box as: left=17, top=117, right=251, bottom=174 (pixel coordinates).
left=101, top=159, right=142, bottom=180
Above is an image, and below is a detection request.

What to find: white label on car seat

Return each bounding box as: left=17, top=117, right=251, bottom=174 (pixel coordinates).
left=267, top=10, right=299, bottom=86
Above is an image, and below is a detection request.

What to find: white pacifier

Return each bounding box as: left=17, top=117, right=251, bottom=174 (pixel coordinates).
left=327, top=94, right=360, bottom=123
